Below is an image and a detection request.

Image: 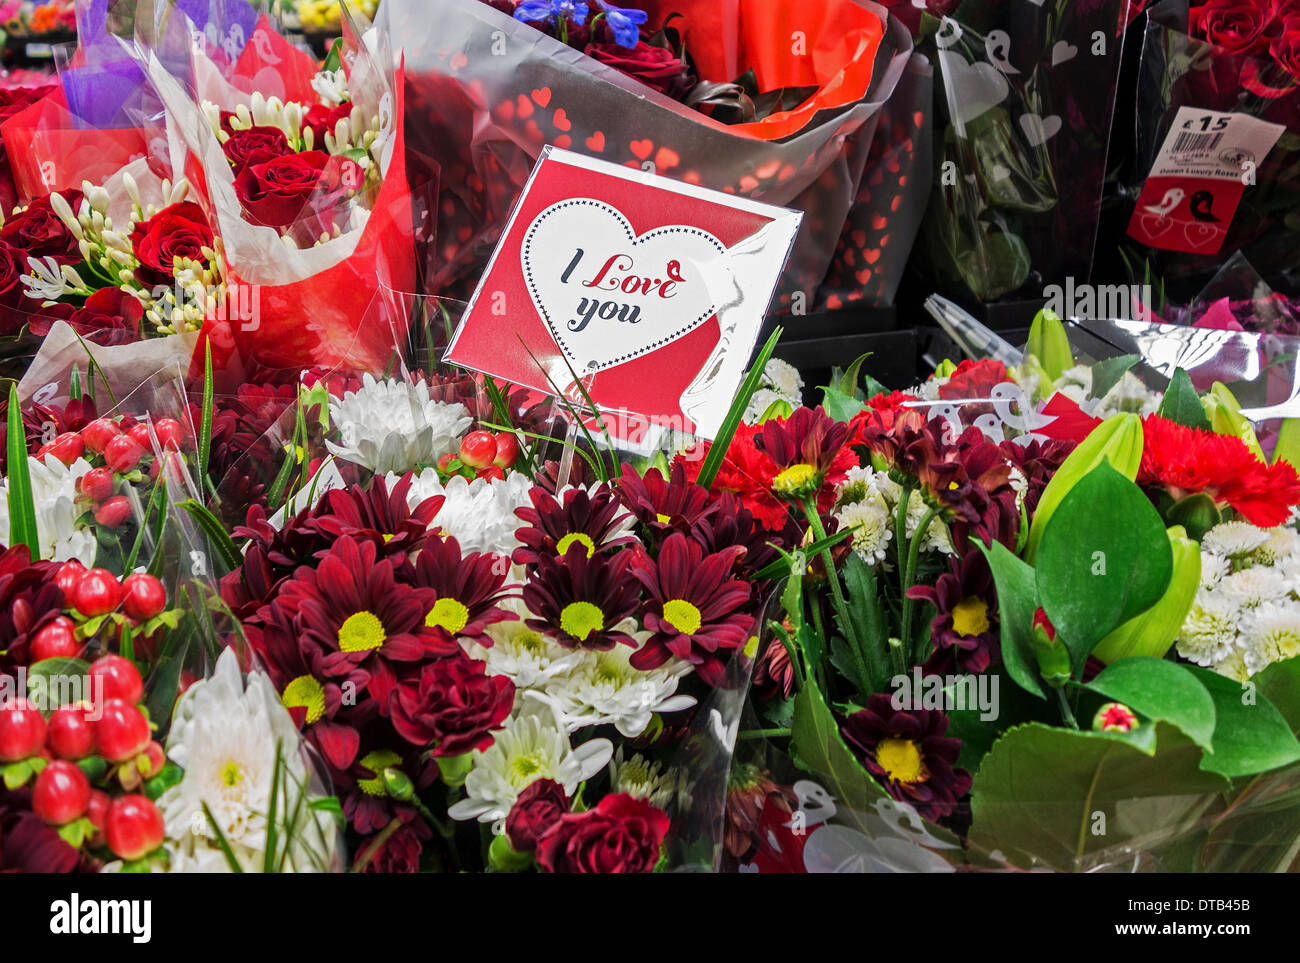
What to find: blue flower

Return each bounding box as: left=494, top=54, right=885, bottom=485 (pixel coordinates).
left=595, top=1, right=648, bottom=47
left=515, top=0, right=589, bottom=27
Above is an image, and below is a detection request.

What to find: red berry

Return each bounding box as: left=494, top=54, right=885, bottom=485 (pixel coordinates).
left=86, top=789, right=111, bottom=830
left=127, top=423, right=153, bottom=449
left=46, top=704, right=96, bottom=760
left=458, top=430, right=497, bottom=469
left=89, top=655, right=144, bottom=705
left=437, top=452, right=458, bottom=474
left=94, top=699, right=151, bottom=762
left=93, top=495, right=132, bottom=528
left=0, top=700, right=48, bottom=762
left=105, top=795, right=164, bottom=861
left=476, top=465, right=506, bottom=482
left=81, top=418, right=121, bottom=454
left=153, top=418, right=185, bottom=450
left=43, top=433, right=86, bottom=467
left=78, top=466, right=115, bottom=502
left=32, top=760, right=91, bottom=826
left=140, top=741, right=166, bottom=779
left=70, top=568, right=123, bottom=617
left=30, top=616, right=80, bottom=661
left=103, top=434, right=145, bottom=474
left=55, top=560, right=87, bottom=598
left=493, top=432, right=520, bottom=469
left=121, top=573, right=167, bottom=621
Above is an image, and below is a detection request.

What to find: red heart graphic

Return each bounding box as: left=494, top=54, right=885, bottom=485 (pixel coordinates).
left=871, top=213, right=887, bottom=230
left=517, top=95, right=534, bottom=119
left=553, top=109, right=572, bottom=132
left=498, top=100, right=515, bottom=120
left=879, top=233, right=891, bottom=248
left=532, top=87, right=552, bottom=108
left=554, top=135, right=572, bottom=149
left=1183, top=221, right=1220, bottom=248
left=756, top=160, right=781, bottom=179
left=586, top=130, right=606, bottom=152
left=856, top=268, right=873, bottom=284
left=739, top=175, right=760, bottom=192
left=655, top=147, right=680, bottom=169
left=450, top=52, right=468, bottom=70
left=864, top=249, right=881, bottom=264
left=630, top=139, right=654, bottom=160
left=1138, top=213, right=1174, bottom=239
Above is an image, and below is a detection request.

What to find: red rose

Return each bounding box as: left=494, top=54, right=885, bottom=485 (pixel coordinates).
left=0, top=240, right=34, bottom=336
left=584, top=40, right=696, bottom=98
left=301, top=104, right=353, bottom=148
left=0, top=87, right=55, bottom=217
left=130, top=201, right=215, bottom=290
left=1272, top=15, right=1300, bottom=79
left=233, top=150, right=333, bottom=230
left=0, top=189, right=85, bottom=267
left=535, top=793, right=670, bottom=873
left=222, top=125, right=292, bottom=173
left=1189, top=0, right=1285, bottom=54
left=29, top=287, right=143, bottom=346
left=389, top=652, right=515, bottom=756
left=505, top=779, right=569, bottom=853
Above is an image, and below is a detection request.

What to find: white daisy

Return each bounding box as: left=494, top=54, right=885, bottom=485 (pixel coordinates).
left=1240, top=600, right=1300, bottom=675
left=394, top=467, right=534, bottom=557
left=610, top=747, right=677, bottom=810
left=542, top=628, right=696, bottom=738
left=447, top=695, right=613, bottom=825
left=834, top=498, right=893, bottom=565
left=1177, top=594, right=1241, bottom=667
left=156, top=649, right=338, bottom=873
left=327, top=374, right=471, bottom=474
left=0, top=455, right=96, bottom=565
left=1218, top=567, right=1290, bottom=609
left=1202, top=521, right=1271, bottom=559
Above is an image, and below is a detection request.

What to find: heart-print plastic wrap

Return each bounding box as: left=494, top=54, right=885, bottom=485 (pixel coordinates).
left=912, top=0, right=1132, bottom=303
left=385, top=0, right=930, bottom=314
left=1119, top=0, right=1300, bottom=301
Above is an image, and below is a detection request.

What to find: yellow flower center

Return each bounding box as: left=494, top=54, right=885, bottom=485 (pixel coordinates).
left=560, top=601, right=605, bottom=642
left=951, top=597, right=990, bottom=638
left=662, top=599, right=703, bottom=636
left=876, top=738, right=927, bottom=785
left=773, top=463, right=818, bottom=495
left=220, top=761, right=244, bottom=787
left=338, top=611, right=386, bottom=652
left=281, top=675, right=326, bottom=725
left=556, top=532, right=597, bottom=559
left=358, top=750, right=402, bottom=797
left=655, top=513, right=672, bottom=525
left=508, top=751, right=548, bottom=787
left=426, top=597, right=470, bottom=634
left=743, top=636, right=759, bottom=658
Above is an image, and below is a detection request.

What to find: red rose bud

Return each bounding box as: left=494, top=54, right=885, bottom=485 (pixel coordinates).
left=1093, top=702, right=1139, bottom=733
left=1031, top=607, right=1070, bottom=687
left=121, top=573, right=167, bottom=621
left=493, top=432, right=521, bottom=469
left=32, top=760, right=91, bottom=826
left=458, top=430, right=497, bottom=469
left=78, top=466, right=115, bottom=502
left=105, top=795, right=165, bottom=861
left=0, top=699, right=47, bottom=762
left=103, top=433, right=145, bottom=474
left=505, top=778, right=569, bottom=853
left=93, top=495, right=132, bottom=528
left=80, top=417, right=122, bottom=454
left=30, top=616, right=80, bottom=661
left=89, top=654, right=144, bottom=705
left=42, top=432, right=85, bottom=466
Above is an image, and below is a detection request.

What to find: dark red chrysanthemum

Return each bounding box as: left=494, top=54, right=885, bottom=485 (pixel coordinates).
left=614, top=461, right=716, bottom=539
left=628, top=533, right=754, bottom=686
left=0, top=546, right=65, bottom=673
left=1139, top=414, right=1300, bottom=527
left=410, top=534, right=517, bottom=648
left=688, top=490, right=786, bottom=584
left=512, top=483, right=636, bottom=568
left=753, top=405, right=856, bottom=502
left=906, top=550, right=1000, bottom=674
left=309, top=473, right=443, bottom=557
left=390, top=650, right=515, bottom=756
left=839, top=694, right=972, bottom=823
left=523, top=542, right=640, bottom=651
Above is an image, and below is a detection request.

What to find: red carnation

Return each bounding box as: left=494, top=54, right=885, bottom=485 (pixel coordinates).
left=389, top=651, right=515, bottom=756
left=505, top=778, right=570, bottom=853
left=535, top=793, right=670, bottom=873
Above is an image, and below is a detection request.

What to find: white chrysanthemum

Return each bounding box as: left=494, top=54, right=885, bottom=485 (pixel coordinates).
left=447, top=695, right=613, bottom=825
left=743, top=387, right=789, bottom=424
left=1241, top=601, right=1300, bottom=675
left=610, top=747, right=677, bottom=810
left=764, top=358, right=804, bottom=404
left=1177, top=594, right=1241, bottom=667
left=905, top=489, right=952, bottom=555
left=469, top=617, right=583, bottom=692
left=1219, top=567, right=1290, bottom=609
left=918, top=377, right=944, bottom=401
left=1202, top=521, right=1271, bottom=559
left=394, top=467, right=533, bottom=556
left=1199, top=551, right=1230, bottom=589
left=542, top=628, right=696, bottom=737
left=1096, top=371, right=1161, bottom=418
left=1279, top=552, right=1300, bottom=589
left=1255, top=526, right=1300, bottom=565
left=835, top=498, right=893, bottom=565
left=0, top=455, right=96, bottom=565
left=1213, top=646, right=1251, bottom=684
left=156, top=649, right=337, bottom=873
left=327, top=374, right=471, bottom=474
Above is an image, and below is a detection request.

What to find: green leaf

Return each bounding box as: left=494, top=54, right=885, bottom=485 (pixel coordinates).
left=1157, top=367, right=1213, bottom=431
left=1188, top=667, right=1300, bottom=779
left=202, top=800, right=244, bottom=873
left=820, top=384, right=865, bottom=423
left=978, top=540, right=1045, bottom=699
left=2, top=760, right=33, bottom=790
left=178, top=499, right=242, bottom=572
left=836, top=552, right=892, bottom=695
left=144, top=761, right=184, bottom=801
left=1036, top=462, right=1172, bottom=671
left=969, top=722, right=1229, bottom=870
left=199, top=341, right=214, bottom=492
left=1082, top=657, right=1216, bottom=749
left=1255, top=656, right=1300, bottom=736
left=750, top=529, right=851, bottom=582
left=1089, top=354, right=1140, bottom=401
left=6, top=384, right=39, bottom=556
left=696, top=327, right=781, bottom=489
left=323, top=37, right=344, bottom=73
left=826, top=351, right=871, bottom=400
left=790, top=679, right=889, bottom=821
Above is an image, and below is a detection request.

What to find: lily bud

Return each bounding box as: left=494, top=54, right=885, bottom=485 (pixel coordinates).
left=1203, top=382, right=1265, bottom=462
left=1275, top=418, right=1300, bottom=469
left=1026, top=307, right=1072, bottom=383
left=1093, top=702, right=1139, bottom=733
left=1091, top=526, right=1200, bottom=664
left=1025, top=413, right=1144, bottom=561
left=933, top=359, right=958, bottom=379
left=1031, top=608, right=1071, bottom=688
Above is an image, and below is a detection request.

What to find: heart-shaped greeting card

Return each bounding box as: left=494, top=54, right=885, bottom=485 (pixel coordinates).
left=446, top=147, right=802, bottom=440
left=521, top=199, right=727, bottom=374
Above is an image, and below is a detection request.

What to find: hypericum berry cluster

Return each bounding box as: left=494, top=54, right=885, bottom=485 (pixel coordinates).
left=0, top=654, right=167, bottom=864
left=436, top=429, right=521, bottom=484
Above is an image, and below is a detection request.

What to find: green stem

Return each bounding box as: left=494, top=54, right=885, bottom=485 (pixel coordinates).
left=802, top=497, right=870, bottom=696
left=1055, top=687, right=1079, bottom=729
left=738, top=728, right=792, bottom=740
left=901, top=506, right=940, bottom=662
left=350, top=817, right=402, bottom=873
